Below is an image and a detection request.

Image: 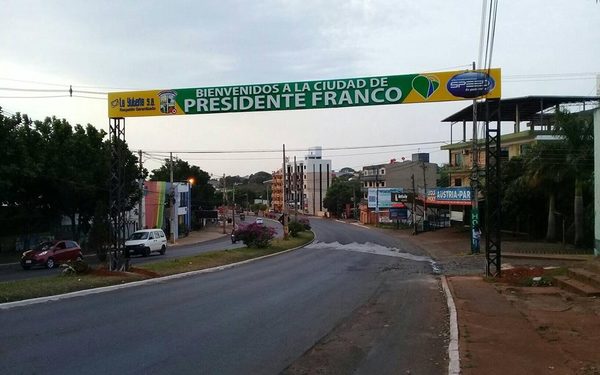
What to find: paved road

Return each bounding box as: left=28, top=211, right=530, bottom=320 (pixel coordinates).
left=0, top=219, right=282, bottom=282
left=0, top=218, right=447, bottom=374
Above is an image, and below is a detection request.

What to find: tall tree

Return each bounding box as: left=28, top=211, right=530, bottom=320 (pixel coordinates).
left=553, top=110, right=594, bottom=246
left=150, top=158, right=217, bottom=209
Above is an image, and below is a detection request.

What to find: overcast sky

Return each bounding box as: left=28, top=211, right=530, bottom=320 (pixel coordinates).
left=1, top=0, right=598, bottom=178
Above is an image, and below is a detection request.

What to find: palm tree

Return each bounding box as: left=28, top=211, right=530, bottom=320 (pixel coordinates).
left=553, top=110, right=594, bottom=246
left=524, top=141, right=568, bottom=241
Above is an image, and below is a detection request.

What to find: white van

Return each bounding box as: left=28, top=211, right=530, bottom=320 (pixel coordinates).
left=125, top=229, right=167, bottom=257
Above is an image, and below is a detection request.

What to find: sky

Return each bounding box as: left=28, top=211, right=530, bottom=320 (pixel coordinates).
left=1, top=0, right=599, bottom=178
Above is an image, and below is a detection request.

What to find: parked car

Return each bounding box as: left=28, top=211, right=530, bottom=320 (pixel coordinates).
left=21, top=240, right=83, bottom=270
left=125, top=229, right=167, bottom=257
left=255, top=218, right=264, bottom=225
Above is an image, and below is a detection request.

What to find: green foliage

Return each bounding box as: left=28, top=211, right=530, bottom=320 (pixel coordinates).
left=323, top=177, right=361, bottom=217
left=0, top=110, right=143, bottom=248
left=288, top=220, right=304, bottom=237
left=500, top=109, right=594, bottom=246
left=150, top=158, right=216, bottom=210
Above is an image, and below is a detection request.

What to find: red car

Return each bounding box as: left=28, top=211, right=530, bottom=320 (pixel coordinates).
left=21, top=240, right=83, bottom=270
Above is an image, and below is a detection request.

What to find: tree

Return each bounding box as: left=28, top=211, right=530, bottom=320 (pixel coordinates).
left=553, top=110, right=594, bottom=246
left=323, top=178, right=360, bottom=217
left=150, top=158, right=217, bottom=210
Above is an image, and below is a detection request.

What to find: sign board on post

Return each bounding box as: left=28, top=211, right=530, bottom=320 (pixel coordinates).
left=368, top=188, right=407, bottom=209
left=108, top=69, right=501, bottom=117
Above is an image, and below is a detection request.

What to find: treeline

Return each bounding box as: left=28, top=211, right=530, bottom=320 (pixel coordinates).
left=0, top=110, right=141, bottom=251
left=501, top=110, right=594, bottom=247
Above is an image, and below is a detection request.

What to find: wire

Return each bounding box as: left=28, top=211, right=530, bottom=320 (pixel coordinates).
left=0, top=77, right=137, bottom=90
left=139, top=141, right=448, bottom=155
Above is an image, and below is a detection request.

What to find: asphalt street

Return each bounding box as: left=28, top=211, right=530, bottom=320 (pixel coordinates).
left=0, top=218, right=447, bottom=374
left=0, top=218, right=281, bottom=282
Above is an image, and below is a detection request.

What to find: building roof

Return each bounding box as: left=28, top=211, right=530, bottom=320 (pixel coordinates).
left=442, top=95, right=599, bottom=123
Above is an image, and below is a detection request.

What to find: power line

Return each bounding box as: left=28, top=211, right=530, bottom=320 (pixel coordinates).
left=139, top=141, right=448, bottom=155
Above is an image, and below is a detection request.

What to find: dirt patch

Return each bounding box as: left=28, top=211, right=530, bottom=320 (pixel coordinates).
left=87, top=266, right=158, bottom=278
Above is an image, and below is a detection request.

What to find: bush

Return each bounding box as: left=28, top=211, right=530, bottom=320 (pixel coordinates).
left=233, top=223, right=276, bottom=248
left=297, top=218, right=311, bottom=230
left=288, top=221, right=304, bottom=237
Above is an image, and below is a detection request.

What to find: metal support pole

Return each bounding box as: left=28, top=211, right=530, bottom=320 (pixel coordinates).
left=485, top=99, right=502, bottom=277
left=108, top=117, right=129, bottom=271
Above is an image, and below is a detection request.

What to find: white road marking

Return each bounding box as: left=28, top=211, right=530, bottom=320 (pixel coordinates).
left=441, top=276, right=461, bottom=375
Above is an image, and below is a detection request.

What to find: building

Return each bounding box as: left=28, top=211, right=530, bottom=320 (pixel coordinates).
left=271, top=146, right=332, bottom=216
left=440, top=95, right=599, bottom=223
left=139, top=181, right=191, bottom=241
left=360, top=157, right=438, bottom=224
left=302, top=147, right=332, bottom=216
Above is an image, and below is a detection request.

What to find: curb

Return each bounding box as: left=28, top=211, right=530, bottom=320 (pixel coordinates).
left=441, top=276, right=461, bottom=375
left=503, top=252, right=592, bottom=261
left=0, top=234, right=316, bottom=311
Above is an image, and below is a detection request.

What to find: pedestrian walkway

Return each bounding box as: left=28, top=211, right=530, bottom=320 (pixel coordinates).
left=170, top=224, right=227, bottom=247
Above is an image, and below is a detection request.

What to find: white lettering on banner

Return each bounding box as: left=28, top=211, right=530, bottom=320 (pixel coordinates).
left=436, top=189, right=471, bottom=201
left=185, top=85, right=403, bottom=113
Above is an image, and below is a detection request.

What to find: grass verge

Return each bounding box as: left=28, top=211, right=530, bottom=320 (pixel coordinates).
left=0, top=231, right=314, bottom=303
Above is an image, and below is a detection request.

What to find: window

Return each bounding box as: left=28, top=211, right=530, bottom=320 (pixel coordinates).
left=380, top=168, right=385, bottom=175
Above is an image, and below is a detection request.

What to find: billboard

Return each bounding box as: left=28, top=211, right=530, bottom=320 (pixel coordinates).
left=367, top=188, right=407, bottom=209
left=426, top=187, right=473, bottom=206
left=108, top=69, right=501, bottom=117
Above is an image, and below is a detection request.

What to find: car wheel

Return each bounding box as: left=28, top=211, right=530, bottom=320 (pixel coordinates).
left=46, top=258, right=55, bottom=269
left=143, top=247, right=151, bottom=257
left=159, top=245, right=166, bottom=255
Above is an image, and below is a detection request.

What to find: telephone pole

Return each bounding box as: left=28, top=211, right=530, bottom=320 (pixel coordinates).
left=169, top=152, right=175, bottom=244
left=222, top=174, right=226, bottom=234
left=138, top=150, right=144, bottom=230
left=282, top=144, right=289, bottom=239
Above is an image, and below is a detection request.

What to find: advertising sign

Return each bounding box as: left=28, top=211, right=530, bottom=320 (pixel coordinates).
left=108, top=69, right=501, bottom=117
left=426, top=187, right=473, bottom=206
left=368, top=188, right=406, bottom=209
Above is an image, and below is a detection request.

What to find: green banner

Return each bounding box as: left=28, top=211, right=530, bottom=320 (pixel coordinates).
left=108, top=69, right=501, bottom=117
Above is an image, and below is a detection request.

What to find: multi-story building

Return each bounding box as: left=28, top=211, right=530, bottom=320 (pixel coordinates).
left=440, top=95, right=598, bottom=224
left=360, top=155, right=438, bottom=224
left=361, top=154, right=438, bottom=198
left=270, top=170, right=283, bottom=212
left=302, top=147, right=332, bottom=216
left=271, top=146, right=332, bottom=216
left=441, top=96, right=599, bottom=188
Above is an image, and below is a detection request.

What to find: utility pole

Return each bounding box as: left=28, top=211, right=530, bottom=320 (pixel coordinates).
left=232, top=183, right=236, bottom=229
left=222, top=174, right=226, bottom=234
left=282, top=144, right=289, bottom=239
left=138, top=150, right=144, bottom=230
left=293, top=156, right=298, bottom=221
left=412, top=173, right=417, bottom=235
left=375, top=167, right=379, bottom=226
left=471, top=61, right=480, bottom=254
left=422, top=161, right=428, bottom=231
left=169, top=152, right=175, bottom=244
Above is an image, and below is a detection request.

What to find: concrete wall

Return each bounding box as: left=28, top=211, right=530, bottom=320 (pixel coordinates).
left=595, top=109, right=599, bottom=256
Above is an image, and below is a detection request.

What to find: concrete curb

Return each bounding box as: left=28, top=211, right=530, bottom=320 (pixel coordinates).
left=441, top=275, right=460, bottom=375
left=503, top=252, right=592, bottom=261
left=0, top=234, right=316, bottom=311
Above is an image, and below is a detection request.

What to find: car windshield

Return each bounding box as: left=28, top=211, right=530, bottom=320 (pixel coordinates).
left=32, top=242, right=54, bottom=251
left=129, top=232, right=149, bottom=240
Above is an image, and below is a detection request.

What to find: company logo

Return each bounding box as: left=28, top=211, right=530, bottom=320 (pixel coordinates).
left=411, top=75, right=440, bottom=99
left=110, top=99, right=120, bottom=108
left=447, top=72, right=495, bottom=98
left=158, top=90, right=177, bottom=114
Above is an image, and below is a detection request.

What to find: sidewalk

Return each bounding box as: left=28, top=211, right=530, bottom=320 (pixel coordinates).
left=374, top=225, right=600, bottom=374
left=170, top=224, right=227, bottom=247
